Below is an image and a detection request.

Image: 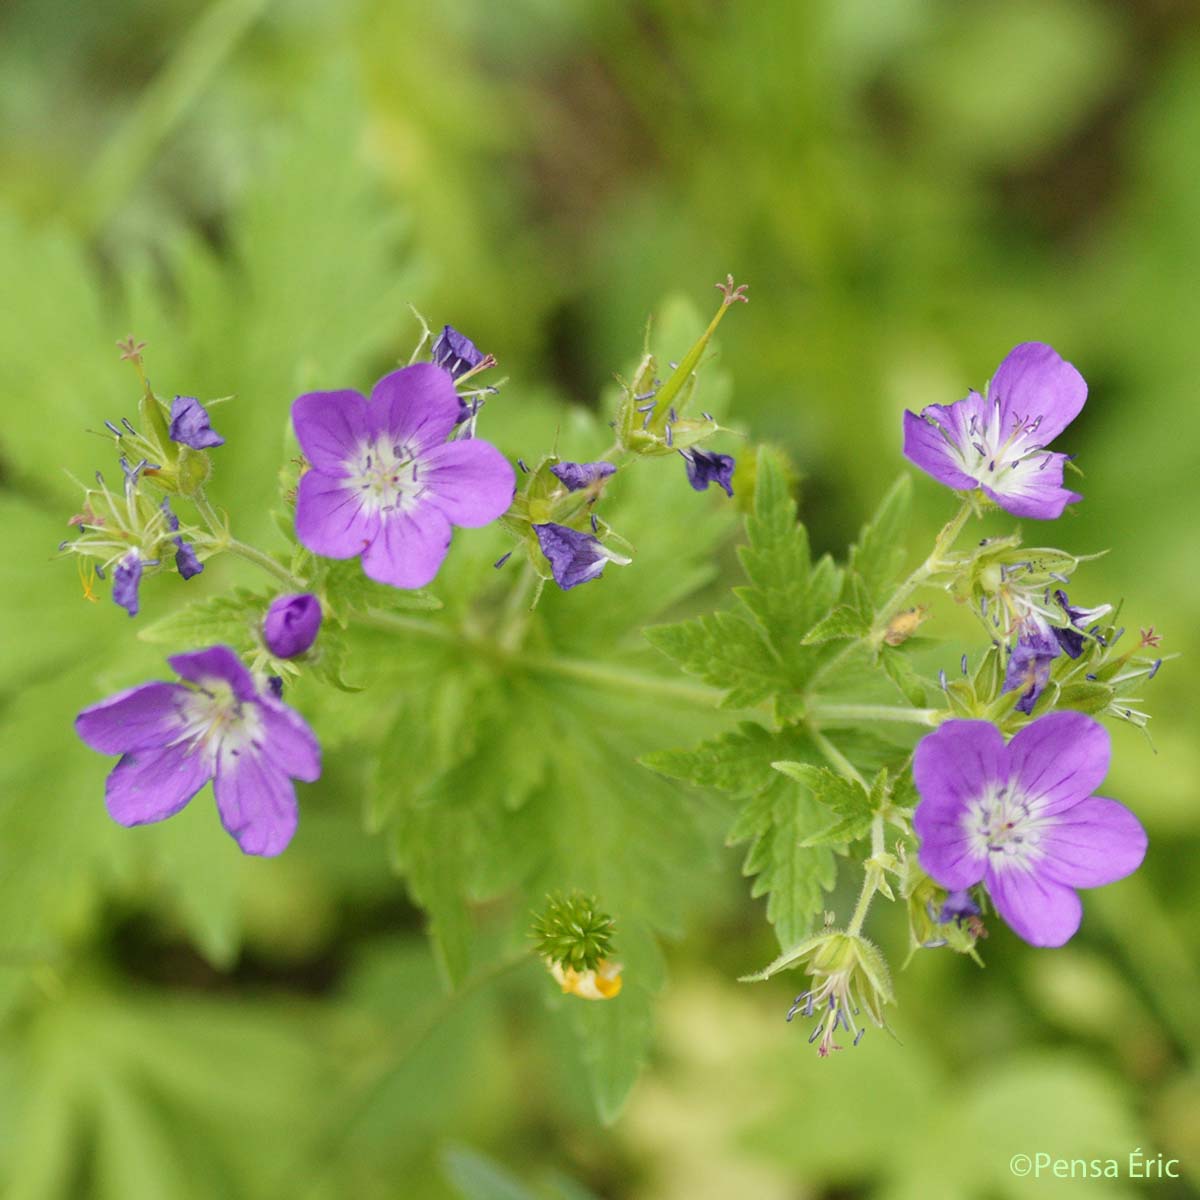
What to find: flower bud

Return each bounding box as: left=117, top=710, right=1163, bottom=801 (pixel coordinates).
left=263, top=593, right=322, bottom=659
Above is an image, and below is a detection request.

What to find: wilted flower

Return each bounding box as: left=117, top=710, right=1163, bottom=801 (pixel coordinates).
left=533, top=523, right=630, bottom=590
left=291, top=365, right=515, bottom=589
left=75, top=646, right=320, bottom=856
left=913, top=712, right=1147, bottom=947
left=160, top=500, right=204, bottom=580
left=168, top=396, right=225, bottom=450
left=549, top=461, right=616, bottom=492
left=112, top=551, right=144, bottom=617
left=1052, top=588, right=1112, bottom=658
left=903, top=342, right=1085, bottom=519
left=432, top=324, right=486, bottom=381
left=263, top=593, right=322, bottom=658
left=1002, top=615, right=1061, bottom=713
left=680, top=447, right=735, bottom=496
left=547, top=958, right=623, bottom=1000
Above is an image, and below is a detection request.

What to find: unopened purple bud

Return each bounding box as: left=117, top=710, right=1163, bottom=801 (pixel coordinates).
left=112, top=552, right=143, bottom=617
left=263, top=593, right=322, bottom=658
left=169, top=396, right=225, bottom=450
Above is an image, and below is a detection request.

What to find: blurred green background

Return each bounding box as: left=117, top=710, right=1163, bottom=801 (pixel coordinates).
left=2, top=0, right=1199, bottom=1196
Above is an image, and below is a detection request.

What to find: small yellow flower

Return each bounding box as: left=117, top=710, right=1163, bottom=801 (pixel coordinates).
left=547, top=957, right=623, bottom=1000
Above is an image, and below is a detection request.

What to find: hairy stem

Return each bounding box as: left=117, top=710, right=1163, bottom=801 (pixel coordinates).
left=810, top=703, right=940, bottom=727
left=809, top=726, right=868, bottom=790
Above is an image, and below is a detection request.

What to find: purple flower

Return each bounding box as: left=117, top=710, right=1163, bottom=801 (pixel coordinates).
left=550, top=461, right=616, bottom=492
left=1052, top=589, right=1112, bottom=658
left=263, top=593, right=322, bottom=658
left=903, top=342, right=1086, bottom=519
left=432, top=325, right=486, bottom=381
left=1002, top=616, right=1061, bottom=714
left=912, top=712, right=1147, bottom=947
left=938, top=889, right=980, bottom=923
left=680, top=448, right=735, bottom=497
left=291, top=365, right=515, bottom=589
left=75, top=646, right=320, bottom=857
left=534, top=523, right=630, bottom=590
left=169, top=396, right=225, bottom=450
left=161, top=500, right=204, bottom=581
left=112, top=551, right=143, bottom=616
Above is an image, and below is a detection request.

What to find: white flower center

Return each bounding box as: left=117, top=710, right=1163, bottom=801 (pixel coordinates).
left=175, top=678, right=262, bottom=767
left=962, top=780, right=1051, bottom=871
left=347, top=438, right=425, bottom=515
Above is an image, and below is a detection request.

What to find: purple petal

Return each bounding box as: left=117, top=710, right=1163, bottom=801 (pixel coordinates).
left=291, top=390, right=369, bottom=477
left=985, top=864, right=1082, bottom=947
left=432, top=325, right=485, bottom=380
left=262, top=593, right=323, bottom=659
left=367, top=364, right=461, bottom=454
left=256, top=698, right=322, bottom=782
left=360, top=505, right=453, bottom=589
left=174, top=539, right=204, bottom=580
left=295, top=471, right=380, bottom=558
left=76, top=681, right=190, bottom=754
left=912, top=720, right=1006, bottom=889
left=981, top=453, right=1082, bottom=520
left=112, top=552, right=143, bottom=617
left=419, top=439, right=516, bottom=527
left=168, top=396, right=225, bottom=450
left=168, top=646, right=257, bottom=702
left=533, top=523, right=612, bottom=590
left=987, top=342, right=1086, bottom=445
left=1006, top=711, right=1110, bottom=815
left=682, top=449, right=736, bottom=496
left=901, top=393, right=987, bottom=491
left=213, top=749, right=298, bottom=857
left=1038, top=796, right=1147, bottom=888
left=550, top=461, right=617, bottom=492
left=106, top=742, right=213, bottom=828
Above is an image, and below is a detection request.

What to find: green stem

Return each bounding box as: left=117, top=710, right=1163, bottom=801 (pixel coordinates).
left=356, top=609, right=458, bottom=644
left=525, top=655, right=723, bottom=706
left=287, top=949, right=535, bottom=1200
left=846, top=865, right=878, bottom=937
left=192, top=493, right=304, bottom=589
left=810, top=703, right=940, bottom=727
left=808, top=726, right=867, bottom=790
left=870, top=496, right=975, bottom=641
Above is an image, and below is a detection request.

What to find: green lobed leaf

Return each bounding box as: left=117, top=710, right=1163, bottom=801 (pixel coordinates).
left=848, top=474, right=912, bottom=610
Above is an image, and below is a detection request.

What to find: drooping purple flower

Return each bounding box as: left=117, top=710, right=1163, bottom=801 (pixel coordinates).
left=534, top=523, right=630, bottom=590
left=291, top=365, right=515, bottom=589
left=1052, top=589, right=1112, bottom=658
left=1002, top=615, right=1061, bottom=714
left=680, top=448, right=735, bottom=497
left=168, top=396, right=225, bottom=450
left=432, top=325, right=486, bottom=381
left=263, top=593, right=322, bottom=658
left=160, top=499, right=204, bottom=580
left=75, top=646, right=320, bottom=857
left=112, top=551, right=143, bottom=617
left=903, top=342, right=1086, bottom=519
left=912, top=712, right=1147, bottom=947
left=550, top=461, right=617, bottom=492
left=938, top=889, right=980, bottom=923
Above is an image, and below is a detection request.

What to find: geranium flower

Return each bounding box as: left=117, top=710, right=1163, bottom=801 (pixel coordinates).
left=292, top=365, right=515, bottom=589
left=902, top=342, right=1086, bottom=519
left=263, top=593, right=322, bottom=658
left=550, top=461, right=616, bottom=492
left=75, top=646, right=320, bottom=856
left=168, top=396, right=224, bottom=450
left=533, top=523, right=630, bottom=590
left=912, top=712, right=1147, bottom=946
left=679, top=448, right=735, bottom=496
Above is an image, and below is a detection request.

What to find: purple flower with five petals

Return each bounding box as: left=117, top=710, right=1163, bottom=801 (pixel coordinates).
left=903, top=342, right=1085, bottom=519
left=169, top=396, right=225, bottom=450
left=913, top=712, right=1147, bottom=947
left=75, top=647, right=320, bottom=856
left=550, top=461, right=616, bottom=492
left=534, top=523, right=630, bottom=590
left=680, top=448, right=735, bottom=497
left=292, top=365, right=515, bottom=589
left=263, top=593, right=322, bottom=658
